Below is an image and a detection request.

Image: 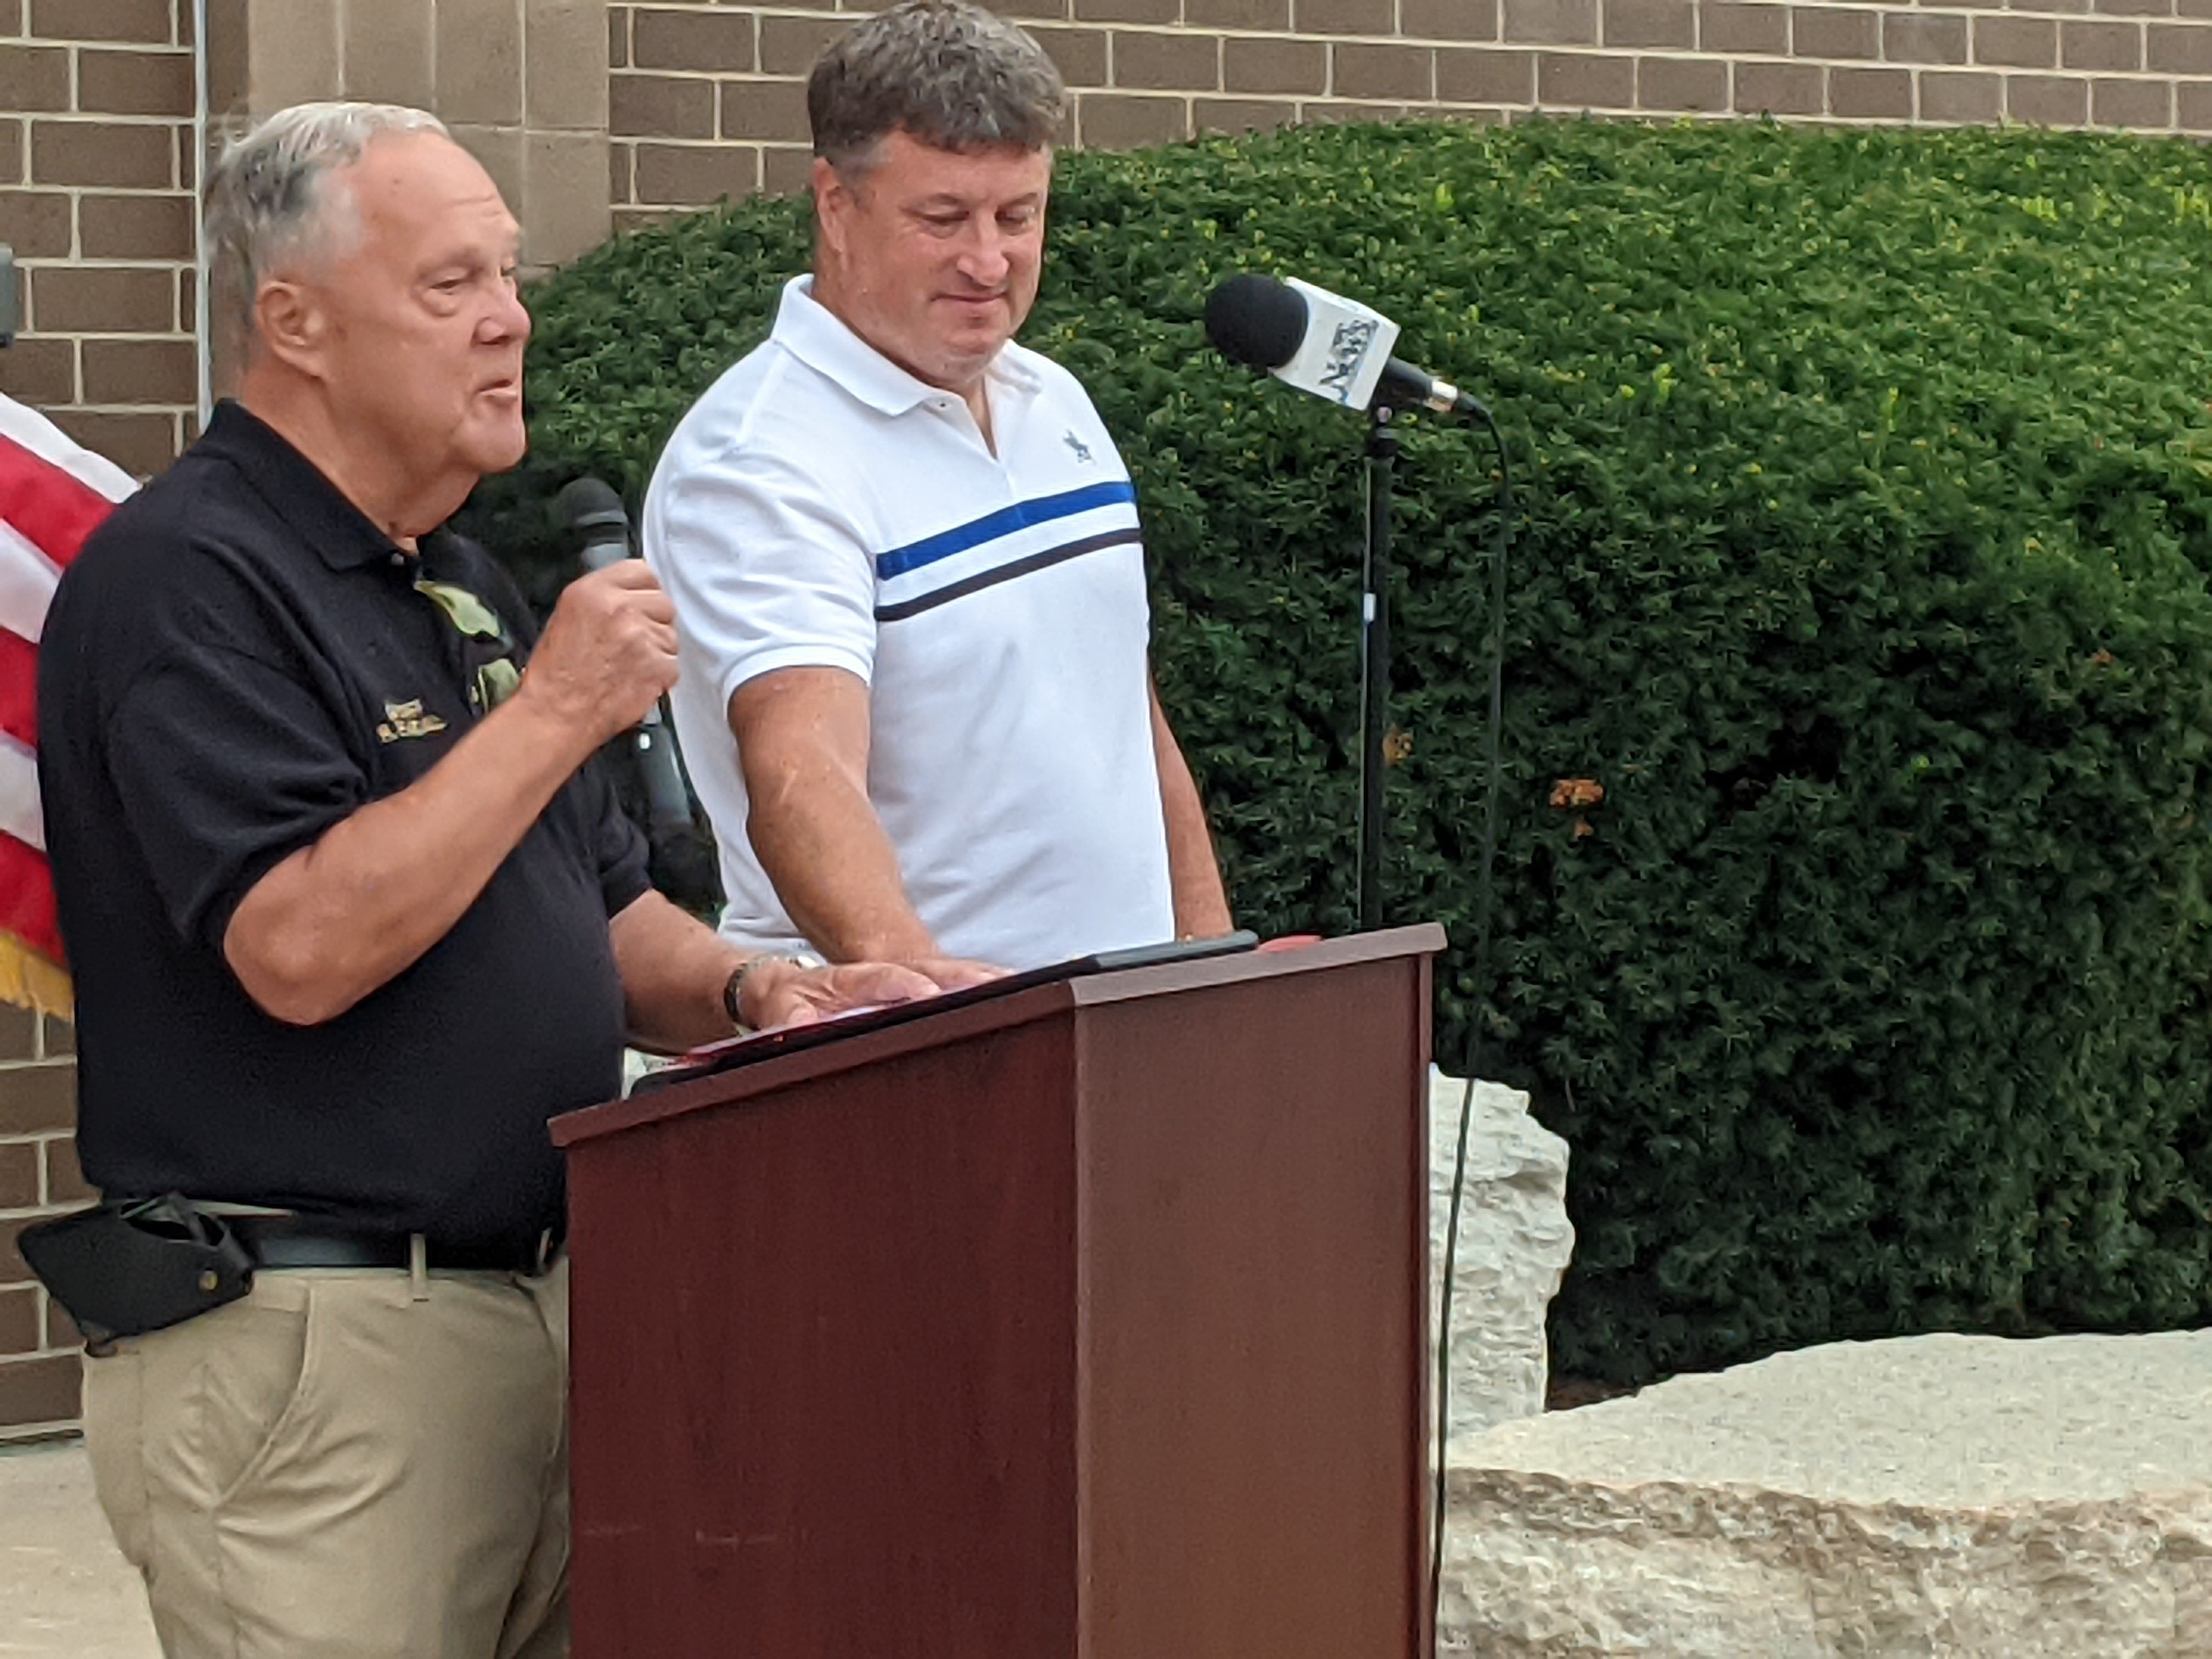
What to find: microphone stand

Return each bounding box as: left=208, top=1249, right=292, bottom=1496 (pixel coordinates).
left=1357, top=402, right=1397, bottom=932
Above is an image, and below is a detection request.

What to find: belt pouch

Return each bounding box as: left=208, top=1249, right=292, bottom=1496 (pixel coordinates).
left=18, top=1194, right=255, bottom=1346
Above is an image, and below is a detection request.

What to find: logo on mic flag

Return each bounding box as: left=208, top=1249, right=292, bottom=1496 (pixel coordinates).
left=1277, top=278, right=1400, bottom=410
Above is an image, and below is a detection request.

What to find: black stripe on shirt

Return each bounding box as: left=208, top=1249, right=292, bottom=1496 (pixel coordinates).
left=873, top=527, right=1143, bottom=624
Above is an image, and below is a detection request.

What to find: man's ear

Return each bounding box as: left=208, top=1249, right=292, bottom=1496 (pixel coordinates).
left=253, top=275, right=328, bottom=379
left=812, top=157, right=853, bottom=262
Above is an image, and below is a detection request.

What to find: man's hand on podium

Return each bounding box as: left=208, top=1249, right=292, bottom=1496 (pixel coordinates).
left=737, top=954, right=1005, bottom=1031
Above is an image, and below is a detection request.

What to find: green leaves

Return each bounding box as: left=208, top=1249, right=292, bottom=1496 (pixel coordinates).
left=470, top=117, right=2212, bottom=1385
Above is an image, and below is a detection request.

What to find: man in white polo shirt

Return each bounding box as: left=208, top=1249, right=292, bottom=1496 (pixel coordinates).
left=645, top=0, right=1232, bottom=975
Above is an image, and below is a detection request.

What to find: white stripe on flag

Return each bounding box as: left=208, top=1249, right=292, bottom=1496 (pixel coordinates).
left=0, top=394, right=137, bottom=503
left=0, top=518, right=59, bottom=645
left=0, top=733, right=44, bottom=853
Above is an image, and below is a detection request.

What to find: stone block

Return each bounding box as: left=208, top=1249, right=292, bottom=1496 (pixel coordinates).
left=79, top=191, right=195, bottom=261
left=0, top=45, right=69, bottom=113
left=1293, top=0, right=1397, bottom=31
left=0, top=190, right=71, bottom=260
left=1226, top=35, right=1329, bottom=92
left=76, top=48, right=196, bottom=117
left=1538, top=48, right=1638, bottom=105
left=1505, top=0, right=1600, bottom=43
left=631, top=139, right=758, bottom=206
left=29, top=120, right=173, bottom=190
left=526, top=0, right=610, bottom=130
left=342, top=0, right=434, bottom=107
left=1429, top=1074, right=1573, bottom=1440
left=1334, top=40, right=1436, bottom=97
left=1441, top=1331, right=2212, bottom=1656
left=1701, top=0, right=1787, bottom=53
left=1189, top=0, right=1291, bottom=25
left=436, top=0, right=524, bottom=126
left=1606, top=0, right=1695, bottom=46
left=30, top=0, right=170, bottom=44
left=2062, top=16, right=2144, bottom=66
left=1404, top=0, right=1502, bottom=38
left=522, top=129, right=611, bottom=268
left=1194, top=95, right=1297, bottom=133
left=0, top=1141, right=35, bottom=1210
left=1114, top=28, right=1223, bottom=91
left=1639, top=53, right=1729, bottom=106
left=1076, top=90, right=1191, bottom=146
left=1883, top=10, right=1968, bottom=63
left=246, top=0, right=340, bottom=111
left=0, top=338, right=71, bottom=408
left=1793, top=4, right=1881, bottom=58
left=2092, top=73, right=2172, bottom=123
left=1437, top=44, right=1536, bottom=100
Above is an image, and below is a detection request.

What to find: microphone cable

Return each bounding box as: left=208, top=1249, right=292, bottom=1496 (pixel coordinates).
left=1427, top=405, right=1514, bottom=1656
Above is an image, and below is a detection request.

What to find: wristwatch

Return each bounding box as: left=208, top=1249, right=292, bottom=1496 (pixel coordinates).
left=722, top=951, right=823, bottom=1034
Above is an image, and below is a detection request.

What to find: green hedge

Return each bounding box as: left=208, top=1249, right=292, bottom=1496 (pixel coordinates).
left=467, top=119, right=2212, bottom=1383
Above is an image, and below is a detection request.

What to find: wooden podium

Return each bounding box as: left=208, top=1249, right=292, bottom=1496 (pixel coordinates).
left=552, top=924, right=1445, bottom=1658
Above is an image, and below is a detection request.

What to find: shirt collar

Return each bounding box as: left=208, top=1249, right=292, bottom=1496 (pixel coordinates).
left=193, top=400, right=411, bottom=572
left=771, top=275, right=1042, bottom=416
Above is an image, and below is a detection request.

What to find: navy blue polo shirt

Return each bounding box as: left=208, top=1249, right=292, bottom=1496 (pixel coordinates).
left=38, top=402, right=649, bottom=1250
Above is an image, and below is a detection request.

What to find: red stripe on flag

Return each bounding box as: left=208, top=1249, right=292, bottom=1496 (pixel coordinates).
left=0, top=628, right=33, bottom=751
left=0, top=831, right=60, bottom=963
left=0, top=432, right=119, bottom=569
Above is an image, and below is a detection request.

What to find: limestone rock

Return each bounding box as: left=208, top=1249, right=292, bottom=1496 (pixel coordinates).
left=1430, top=1070, right=1575, bottom=1438
left=1441, top=1330, right=2212, bottom=1657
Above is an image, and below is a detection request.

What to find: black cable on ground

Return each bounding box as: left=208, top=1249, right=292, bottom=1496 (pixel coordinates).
left=1428, top=409, right=1514, bottom=1655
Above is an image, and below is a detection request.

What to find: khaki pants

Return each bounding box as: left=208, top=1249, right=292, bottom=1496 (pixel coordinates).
left=82, top=1261, right=571, bottom=1659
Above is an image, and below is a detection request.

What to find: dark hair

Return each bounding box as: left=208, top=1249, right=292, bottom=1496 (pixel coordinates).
left=806, top=0, right=1066, bottom=173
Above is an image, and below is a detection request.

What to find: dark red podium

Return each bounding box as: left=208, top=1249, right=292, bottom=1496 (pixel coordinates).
left=552, top=924, right=1445, bottom=1658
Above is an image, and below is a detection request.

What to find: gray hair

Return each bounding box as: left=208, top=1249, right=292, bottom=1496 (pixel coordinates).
left=204, top=101, right=449, bottom=365
left=806, top=0, right=1066, bottom=174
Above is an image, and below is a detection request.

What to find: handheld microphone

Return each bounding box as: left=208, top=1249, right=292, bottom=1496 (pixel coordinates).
left=557, top=475, right=635, bottom=575
left=1204, top=273, right=1489, bottom=421
left=552, top=477, right=696, bottom=834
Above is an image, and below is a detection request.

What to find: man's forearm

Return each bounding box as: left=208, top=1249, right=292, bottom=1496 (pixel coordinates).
left=223, top=696, right=596, bottom=1025
left=610, top=890, right=746, bottom=1053
left=746, top=770, right=938, bottom=962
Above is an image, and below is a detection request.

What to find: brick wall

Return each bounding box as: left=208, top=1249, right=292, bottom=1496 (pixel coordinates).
left=611, top=0, right=2212, bottom=224
left=0, top=0, right=201, bottom=479
left=0, top=1009, right=85, bottom=1438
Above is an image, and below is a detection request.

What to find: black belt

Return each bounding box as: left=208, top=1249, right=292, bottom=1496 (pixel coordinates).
left=227, top=1215, right=563, bottom=1277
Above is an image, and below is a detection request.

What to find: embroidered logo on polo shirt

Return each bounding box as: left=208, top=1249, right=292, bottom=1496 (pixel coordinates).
left=1063, top=431, right=1093, bottom=464
left=377, top=698, right=448, bottom=743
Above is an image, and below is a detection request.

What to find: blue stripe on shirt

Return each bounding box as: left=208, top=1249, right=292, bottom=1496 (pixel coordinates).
left=873, top=480, right=1138, bottom=581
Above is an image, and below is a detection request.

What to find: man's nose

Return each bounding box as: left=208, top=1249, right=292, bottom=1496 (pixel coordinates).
left=481, top=282, right=532, bottom=345
left=957, top=221, right=1013, bottom=286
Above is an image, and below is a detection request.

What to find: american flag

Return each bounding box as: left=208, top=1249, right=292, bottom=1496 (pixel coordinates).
left=0, top=394, right=136, bottom=1014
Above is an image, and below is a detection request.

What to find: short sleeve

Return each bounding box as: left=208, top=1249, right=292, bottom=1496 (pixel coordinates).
left=105, top=645, right=367, bottom=951
left=645, top=442, right=879, bottom=714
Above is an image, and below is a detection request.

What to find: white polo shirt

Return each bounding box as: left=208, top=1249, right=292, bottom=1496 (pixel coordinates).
left=643, top=276, right=1175, bottom=970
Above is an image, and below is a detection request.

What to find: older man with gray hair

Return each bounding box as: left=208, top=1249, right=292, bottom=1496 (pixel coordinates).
left=37, top=103, right=941, bottom=1658
left=646, top=0, right=1233, bottom=985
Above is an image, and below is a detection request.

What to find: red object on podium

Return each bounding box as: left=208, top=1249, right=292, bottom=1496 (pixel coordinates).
left=552, top=923, right=1446, bottom=1658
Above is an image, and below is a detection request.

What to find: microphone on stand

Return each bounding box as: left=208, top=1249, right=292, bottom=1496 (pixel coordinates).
left=552, top=477, right=697, bottom=837
left=1203, top=272, right=1489, bottom=421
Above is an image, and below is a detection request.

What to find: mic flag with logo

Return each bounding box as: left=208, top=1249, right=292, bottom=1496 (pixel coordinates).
left=0, top=394, right=136, bottom=1014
